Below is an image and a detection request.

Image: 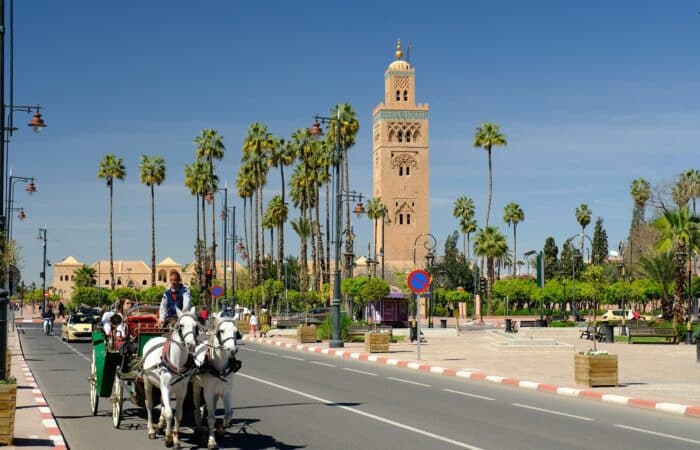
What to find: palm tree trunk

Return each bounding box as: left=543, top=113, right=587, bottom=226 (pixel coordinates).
left=211, top=192, right=216, bottom=277
left=254, top=188, right=260, bottom=285
left=279, top=165, right=286, bottom=281
left=487, top=257, right=495, bottom=314
left=242, top=197, right=250, bottom=283
left=373, top=218, right=378, bottom=277
left=109, top=182, right=115, bottom=289
left=673, top=247, right=687, bottom=325
left=309, top=209, right=318, bottom=291
left=486, top=146, right=492, bottom=227
left=151, top=184, right=156, bottom=286
left=467, top=232, right=471, bottom=261
left=325, top=178, right=331, bottom=284
left=196, top=194, right=202, bottom=287
left=201, top=194, right=208, bottom=269
left=315, top=181, right=325, bottom=287
left=512, top=224, right=517, bottom=277
left=343, top=149, right=352, bottom=277
left=259, top=185, right=265, bottom=282
left=248, top=195, right=254, bottom=283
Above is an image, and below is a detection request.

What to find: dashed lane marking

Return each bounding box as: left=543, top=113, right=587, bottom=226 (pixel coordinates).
left=54, top=336, right=91, bottom=362
left=343, top=368, right=378, bottom=377
left=310, top=361, right=336, bottom=367
left=238, top=372, right=484, bottom=450
left=281, top=355, right=305, bottom=361
left=239, top=347, right=258, bottom=352
left=512, top=403, right=593, bottom=421
left=387, top=377, right=430, bottom=387
left=259, top=350, right=278, bottom=356
left=443, top=389, right=495, bottom=401
left=614, top=424, right=700, bottom=445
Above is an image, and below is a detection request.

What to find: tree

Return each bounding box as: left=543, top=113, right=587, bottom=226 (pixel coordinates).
left=672, top=172, right=696, bottom=209
left=655, top=207, right=700, bottom=324
left=431, top=231, right=473, bottom=290
left=682, top=169, right=700, bottom=213
left=543, top=237, right=559, bottom=281
left=195, top=129, right=226, bottom=276
left=139, top=155, right=166, bottom=286
left=266, top=195, right=288, bottom=281
left=575, top=203, right=592, bottom=258
left=591, top=217, right=609, bottom=265
left=560, top=238, right=583, bottom=279
left=473, top=123, right=507, bottom=226
left=360, top=277, right=390, bottom=305
left=473, top=226, right=509, bottom=313
left=453, top=196, right=476, bottom=257
left=366, top=197, right=385, bottom=277
left=630, top=178, right=651, bottom=232
left=637, top=252, right=675, bottom=319
left=97, top=154, right=126, bottom=289
left=73, top=265, right=97, bottom=288
left=267, top=137, right=295, bottom=279
left=503, top=202, right=524, bottom=276
left=291, top=217, right=311, bottom=294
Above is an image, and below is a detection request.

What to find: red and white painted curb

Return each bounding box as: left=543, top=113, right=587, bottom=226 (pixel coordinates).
left=243, top=335, right=700, bottom=419
left=12, top=337, right=68, bottom=449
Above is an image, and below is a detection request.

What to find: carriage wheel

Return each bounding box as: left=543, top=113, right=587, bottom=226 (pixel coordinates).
left=90, top=349, right=99, bottom=415
left=111, top=376, right=123, bottom=428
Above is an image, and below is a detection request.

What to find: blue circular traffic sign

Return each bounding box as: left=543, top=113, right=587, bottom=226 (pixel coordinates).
left=407, top=269, right=431, bottom=294
left=211, top=285, right=224, bottom=298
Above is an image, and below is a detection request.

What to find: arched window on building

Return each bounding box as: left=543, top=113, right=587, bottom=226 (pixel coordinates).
left=406, top=131, right=411, bottom=142
left=399, top=214, right=404, bottom=225
left=397, top=131, right=403, bottom=142
left=405, top=166, right=410, bottom=176
left=158, top=269, right=167, bottom=282
left=396, top=90, right=401, bottom=101
left=407, top=214, right=411, bottom=225
left=142, top=280, right=147, bottom=286
left=403, top=90, right=408, bottom=101
left=117, top=278, right=122, bottom=286
left=399, top=167, right=403, bottom=176
left=59, top=275, right=63, bottom=282
left=105, top=279, right=110, bottom=285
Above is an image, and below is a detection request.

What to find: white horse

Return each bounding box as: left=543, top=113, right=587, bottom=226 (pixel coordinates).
left=142, top=309, right=201, bottom=449
left=193, top=319, right=241, bottom=450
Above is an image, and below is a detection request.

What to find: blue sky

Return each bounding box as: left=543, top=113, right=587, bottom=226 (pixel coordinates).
left=8, top=1, right=700, bottom=285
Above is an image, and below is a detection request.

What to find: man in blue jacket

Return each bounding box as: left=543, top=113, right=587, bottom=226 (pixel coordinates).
left=158, top=270, right=191, bottom=328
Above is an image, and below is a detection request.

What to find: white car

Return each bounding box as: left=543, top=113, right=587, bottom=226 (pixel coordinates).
left=599, top=309, right=648, bottom=322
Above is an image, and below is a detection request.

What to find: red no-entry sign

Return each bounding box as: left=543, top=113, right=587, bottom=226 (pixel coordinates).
left=407, top=269, right=431, bottom=294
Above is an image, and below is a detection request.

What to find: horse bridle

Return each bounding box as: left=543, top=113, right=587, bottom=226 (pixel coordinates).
left=212, top=319, right=239, bottom=349
left=171, top=313, right=200, bottom=349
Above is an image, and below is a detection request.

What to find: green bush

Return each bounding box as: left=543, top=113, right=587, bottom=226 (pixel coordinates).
left=550, top=320, right=575, bottom=328
left=317, top=313, right=352, bottom=340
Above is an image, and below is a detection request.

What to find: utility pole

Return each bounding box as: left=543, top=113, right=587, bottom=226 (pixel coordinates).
left=39, top=227, right=47, bottom=313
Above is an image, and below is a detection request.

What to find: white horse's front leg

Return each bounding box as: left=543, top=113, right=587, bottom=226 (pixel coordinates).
left=205, top=382, right=218, bottom=450
left=172, top=383, right=187, bottom=450
left=192, top=376, right=203, bottom=430
left=144, top=377, right=157, bottom=439
left=223, top=380, right=234, bottom=431
left=160, top=375, right=174, bottom=447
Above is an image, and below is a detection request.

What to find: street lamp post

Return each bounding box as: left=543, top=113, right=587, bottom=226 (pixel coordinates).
left=38, top=227, right=47, bottom=313
left=413, top=233, right=437, bottom=327
left=379, top=206, right=391, bottom=280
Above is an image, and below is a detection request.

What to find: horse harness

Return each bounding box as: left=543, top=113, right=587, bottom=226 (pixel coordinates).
left=201, top=320, right=242, bottom=382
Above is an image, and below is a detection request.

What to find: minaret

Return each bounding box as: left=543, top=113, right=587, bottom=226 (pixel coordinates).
left=372, top=40, right=430, bottom=270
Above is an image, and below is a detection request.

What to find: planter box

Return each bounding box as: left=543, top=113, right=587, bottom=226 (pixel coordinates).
left=0, top=384, right=17, bottom=445
left=235, top=321, right=250, bottom=335
left=574, top=353, right=618, bottom=387
left=297, top=325, right=317, bottom=343
left=364, top=332, right=390, bottom=353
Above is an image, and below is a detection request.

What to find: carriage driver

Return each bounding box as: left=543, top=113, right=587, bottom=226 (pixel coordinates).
left=158, top=269, right=191, bottom=328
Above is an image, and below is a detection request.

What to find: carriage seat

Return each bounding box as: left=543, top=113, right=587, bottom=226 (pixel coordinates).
left=126, top=314, right=160, bottom=337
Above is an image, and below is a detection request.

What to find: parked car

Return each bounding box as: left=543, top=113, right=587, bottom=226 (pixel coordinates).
left=61, top=313, right=94, bottom=342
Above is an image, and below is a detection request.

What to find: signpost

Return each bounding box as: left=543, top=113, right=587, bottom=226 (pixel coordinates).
left=211, top=285, right=224, bottom=299
left=407, top=270, right=431, bottom=360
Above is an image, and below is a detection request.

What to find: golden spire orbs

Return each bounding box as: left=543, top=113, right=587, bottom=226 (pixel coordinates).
left=395, top=39, right=403, bottom=60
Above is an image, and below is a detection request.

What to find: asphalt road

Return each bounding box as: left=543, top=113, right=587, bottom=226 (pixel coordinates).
left=17, top=322, right=700, bottom=450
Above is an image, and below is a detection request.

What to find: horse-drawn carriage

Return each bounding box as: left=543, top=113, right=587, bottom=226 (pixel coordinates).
left=88, top=303, right=242, bottom=449
left=89, top=305, right=165, bottom=427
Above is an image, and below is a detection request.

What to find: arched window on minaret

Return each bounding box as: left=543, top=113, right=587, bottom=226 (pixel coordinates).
left=406, top=166, right=410, bottom=176
left=398, top=131, right=403, bottom=142
left=399, top=214, right=404, bottom=225
left=406, top=131, right=411, bottom=142
left=399, top=167, right=403, bottom=176
left=403, top=90, right=408, bottom=101
left=407, top=214, right=411, bottom=225
left=396, top=90, right=401, bottom=101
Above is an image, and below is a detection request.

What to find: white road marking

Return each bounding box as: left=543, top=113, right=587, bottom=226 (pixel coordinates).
left=281, top=355, right=304, bottom=361
left=387, top=377, right=430, bottom=387
left=259, top=350, right=278, bottom=356
left=55, top=336, right=90, bottom=362
left=614, top=424, right=700, bottom=445
left=310, top=361, right=336, bottom=368
left=343, top=368, right=378, bottom=376
left=511, top=403, right=593, bottom=421
left=443, top=389, right=495, bottom=401
left=238, top=373, right=484, bottom=450
left=239, top=347, right=258, bottom=352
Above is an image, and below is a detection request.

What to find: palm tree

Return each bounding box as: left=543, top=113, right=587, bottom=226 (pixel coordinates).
left=453, top=196, right=476, bottom=256
left=328, top=103, right=360, bottom=277
left=236, top=166, right=255, bottom=283
left=630, top=178, right=651, bottom=224
left=266, top=195, right=288, bottom=280
left=459, top=218, right=478, bottom=261
left=503, top=202, right=525, bottom=277
left=268, top=137, right=295, bottom=279
left=97, top=154, right=126, bottom=289
left=473, top=123, right=507, bottom=226
left=195, top=129, right=225, bottom=272
left=637, top=252, right=675, bottom=319
left=184, top=162, right=203, bottom=286
left=366, top=197, right=384, bottom=277
left=73, top=265, right=97, bottom=288
left=575, top=203, right=592, bottom=258
left=242, top=123, right=275, bottom=284
left=139, top=155, right=166, bottom=286
left=291, top=217, right=311, bottom=294
left=654, top=207, right=700, bottom=324
left=680, top=169, right=700, bottom=214
left=473, top=226, right=508, bottom=313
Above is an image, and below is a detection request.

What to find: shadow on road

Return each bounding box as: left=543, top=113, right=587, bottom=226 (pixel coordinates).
left=12, top=437, right=56, bottom=447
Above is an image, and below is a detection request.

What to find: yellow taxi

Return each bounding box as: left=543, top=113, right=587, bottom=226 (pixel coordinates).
left=61, top=313, right=94, bottom=342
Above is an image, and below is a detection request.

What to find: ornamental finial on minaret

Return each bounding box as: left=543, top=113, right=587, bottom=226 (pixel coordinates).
left=395, top=39, right=403, bottom=60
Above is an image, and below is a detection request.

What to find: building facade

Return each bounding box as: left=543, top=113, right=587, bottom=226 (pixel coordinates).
left=373, top=40, right=430, bottom=270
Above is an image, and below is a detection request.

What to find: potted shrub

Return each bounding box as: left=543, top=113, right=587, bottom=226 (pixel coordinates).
left=297, top=324, right=317, bottom=343
left=0, top=377, right=17, bottom=445
left=574, top=350, right=618, bottom=387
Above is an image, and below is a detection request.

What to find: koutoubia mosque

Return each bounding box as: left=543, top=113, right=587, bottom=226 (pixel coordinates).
left=374, top=40, right=430, bottom=270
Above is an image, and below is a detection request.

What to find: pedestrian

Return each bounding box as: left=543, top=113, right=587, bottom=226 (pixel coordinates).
left=249, top=311, right=258, bottom=337
left=447, top=302, right=454, bottom=320
left=58, top=302, right=65, bottom=319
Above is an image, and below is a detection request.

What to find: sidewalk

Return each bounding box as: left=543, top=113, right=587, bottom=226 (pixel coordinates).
left=252, top=326, right=700, bottom=417
left=6, top=327, right=67, bottom=449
